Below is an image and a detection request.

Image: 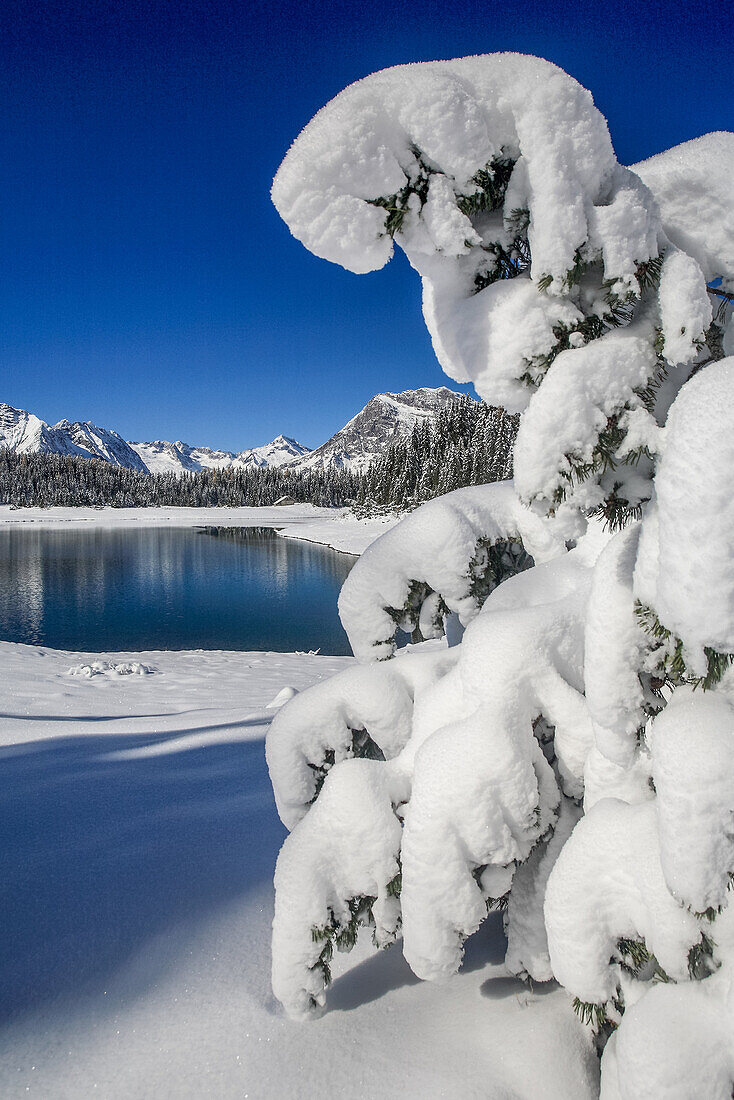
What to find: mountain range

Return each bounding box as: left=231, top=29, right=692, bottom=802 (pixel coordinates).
left=0, top=387, right=463, bottom=476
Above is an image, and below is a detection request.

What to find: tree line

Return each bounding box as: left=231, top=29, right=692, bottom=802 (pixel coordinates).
left=0, top=397, right=517, bottom=510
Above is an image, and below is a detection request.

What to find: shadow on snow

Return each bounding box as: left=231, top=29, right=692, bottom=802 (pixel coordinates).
left=0, top=729, right=285, bottom=1026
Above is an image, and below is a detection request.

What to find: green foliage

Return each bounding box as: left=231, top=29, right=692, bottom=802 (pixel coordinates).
left=688, top=933, right=718, bottom=980
left=310, top=894, right=380, bottom=986
left=308, top=731, right=386, bottom=803
left=616, top=937, right=650, bottom=975
left=572, top=997, right=612, bottom=1030
left=368, top=146, right=432, bottom=238
left=520, top=313, right=610, bottom=391
left=309, top=876, right=402, bottom=990
left=385, top=579, right=434, bottom=644
left=386, top=870, right=402, bottom=898
left=468, top=537, right=534, bottom=606
left=635, top=255, right=664, bottom=292
left=473, top=235, right=531, bottom=293
left=561, top=248, right=589, bottom=290
left=635, top=603, right=734, bottom=691
left=456, top=157, right=516, bottom=218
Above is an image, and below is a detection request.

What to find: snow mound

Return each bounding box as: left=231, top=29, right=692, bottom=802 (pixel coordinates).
left=513, top=327, right=659, bottom=514
left=602, top=977, right=734, bottom=1099
left=67, top=660, right=157, bottom=678
left=272, top=758, right=405, bottom=1018
left=650, top=689, right=734, bottom=913
left=266, top=654, right=438, bottom=829
left=584, top=525, right=649, bottom=769
left=273, top=53, right=659, bottom=413
left=265, top=685, right=299, bottom=709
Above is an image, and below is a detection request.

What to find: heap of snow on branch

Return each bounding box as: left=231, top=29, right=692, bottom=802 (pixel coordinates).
left=267, top=52, right=734, bottom=1096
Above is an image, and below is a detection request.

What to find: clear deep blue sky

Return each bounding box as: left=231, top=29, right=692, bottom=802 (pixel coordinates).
left=1, top=0, right=730, bottom=451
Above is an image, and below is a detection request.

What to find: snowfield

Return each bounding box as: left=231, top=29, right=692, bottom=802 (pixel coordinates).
left=0, top=640, right=598, bottom=1098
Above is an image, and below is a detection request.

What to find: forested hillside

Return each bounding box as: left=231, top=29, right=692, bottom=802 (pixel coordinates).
left=0, top=396, right=517, bottom=510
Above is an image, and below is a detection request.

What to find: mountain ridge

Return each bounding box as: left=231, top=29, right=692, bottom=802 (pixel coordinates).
left=0, top=387, right=469, bottom=476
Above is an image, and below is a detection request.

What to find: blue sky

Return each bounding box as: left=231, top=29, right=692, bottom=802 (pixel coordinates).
left=1, top=0, right=730, bottom=451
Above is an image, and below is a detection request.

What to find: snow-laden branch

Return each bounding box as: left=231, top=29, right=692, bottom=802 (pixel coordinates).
left=266, top=648, right=455, bottom=829
left=338, top=481, right=566, bottom=662
left=545, top=799, right=705, bottom=1005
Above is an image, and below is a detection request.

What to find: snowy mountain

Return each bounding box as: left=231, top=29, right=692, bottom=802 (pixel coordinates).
left=0, top=403, right=67, bottom=455
left=0, top=404, right=312, bottom=476
left=0, top=389, right=464, bottom=477
left=238, top=434, right=311, bottom=468
left=292, top=387, right=462, bottom=473
left=0, top=404, right=148, bottom=472
left=128, top=439, right=244, bottom=475
left=55, top=420, right=149, bottom=473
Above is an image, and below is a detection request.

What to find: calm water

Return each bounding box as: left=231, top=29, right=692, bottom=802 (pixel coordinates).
left=0, top=526, right=356, bottom=654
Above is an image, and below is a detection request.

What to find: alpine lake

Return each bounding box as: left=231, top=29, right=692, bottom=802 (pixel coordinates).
left=0, top=526, right=356, bottom=655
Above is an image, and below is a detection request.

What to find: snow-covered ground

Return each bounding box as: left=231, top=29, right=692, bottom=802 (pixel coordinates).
left=0, top=504, right=398, bottom=556
left=0, top=641, right=597, bottom=1098
left=0, top=507, right=598, bottom=1095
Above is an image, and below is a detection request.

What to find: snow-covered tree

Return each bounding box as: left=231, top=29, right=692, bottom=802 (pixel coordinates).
left=267, top=52, right=734, bottom=1095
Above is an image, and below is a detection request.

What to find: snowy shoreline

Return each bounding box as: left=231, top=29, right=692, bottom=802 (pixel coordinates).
left=0, top=503, right=398, bottom=556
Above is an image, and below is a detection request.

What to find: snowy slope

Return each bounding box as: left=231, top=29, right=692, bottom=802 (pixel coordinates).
left=294, top=387, right=461, bottom=472
left=0, top=403, right=313, bottom=477
left=54, top=419, right=149, bottom=473
left=0, top=403, right=67, bottom=454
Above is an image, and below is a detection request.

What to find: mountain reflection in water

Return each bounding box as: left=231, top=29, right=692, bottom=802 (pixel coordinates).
left=0, top=526, right=355, bottom=654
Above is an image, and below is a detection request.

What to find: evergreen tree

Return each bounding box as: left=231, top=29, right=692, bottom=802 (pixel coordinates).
left=266, top=49, right=734, bottom=1098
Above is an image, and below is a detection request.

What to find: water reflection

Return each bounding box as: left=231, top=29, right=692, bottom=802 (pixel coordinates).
left=0, top=526, right=356, bottom=655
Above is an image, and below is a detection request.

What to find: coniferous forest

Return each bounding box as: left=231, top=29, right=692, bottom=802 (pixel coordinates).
left=0, top=397, right=517, bottom=510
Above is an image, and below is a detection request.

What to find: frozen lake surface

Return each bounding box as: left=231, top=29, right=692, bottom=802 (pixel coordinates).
left=0, top=525, right=355, bottom=654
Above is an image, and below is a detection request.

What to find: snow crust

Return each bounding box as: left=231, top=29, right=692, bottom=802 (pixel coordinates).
left=266, top=658, right=417, bottom=828
left=584, top=526, right=648, bottom=769
left=513, top=328, right=658, bottom=513
left=274, top=53, right=626, bottom=282
left=505, top=796, right=582, bottom=982
left=602, top=977, right=734, bottom=1099
left=658, top=248, right=713, bottom=365
left=272, top=758, right=405, bottom=1017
